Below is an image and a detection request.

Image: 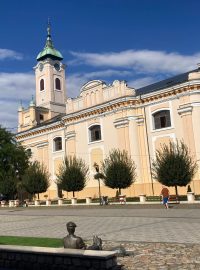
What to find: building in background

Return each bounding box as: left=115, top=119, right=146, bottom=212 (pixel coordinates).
left=16, top=25, right=200, bottom=199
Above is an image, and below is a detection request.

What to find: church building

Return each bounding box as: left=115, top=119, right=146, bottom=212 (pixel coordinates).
left=16, top=25, right=200, bottom=199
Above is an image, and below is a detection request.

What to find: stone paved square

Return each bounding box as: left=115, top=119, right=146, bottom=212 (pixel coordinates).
left=0, top=204, right=200, bottom=269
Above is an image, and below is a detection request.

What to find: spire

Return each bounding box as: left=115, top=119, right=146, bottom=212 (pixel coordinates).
left=18, top=100, right=24, bottom=111
left=29, top=95, right=35, bottom=107
left=36, top=21, right=63, bottom=61
left=45, top=19, right=54, bottom=49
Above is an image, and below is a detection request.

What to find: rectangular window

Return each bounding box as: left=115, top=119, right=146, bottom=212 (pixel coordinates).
left=40, top=114, right=44, bottom=121
left=54, top=137, right=62, bottom=151
left=89, top=125, right=102, bottom=142
left=153, top=110, right=171, bottom=130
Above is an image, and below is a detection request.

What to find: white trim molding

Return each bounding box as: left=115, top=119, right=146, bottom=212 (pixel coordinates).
left=149, top=102, right=173, bottom=132
left=65, top=131, right=76, bottom=140
left=37, top=142, right=49, bottom=148
left=113, top=117, right=129, bottom=128
left=178, top=105, right=193, bottom=115
left=135, top=117, right=144, bottom=126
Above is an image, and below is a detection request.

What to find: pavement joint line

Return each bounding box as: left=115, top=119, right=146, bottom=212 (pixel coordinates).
left=97, top=220, right=168, bottom=237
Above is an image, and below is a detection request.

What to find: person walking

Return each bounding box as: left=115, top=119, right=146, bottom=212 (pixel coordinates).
left=160, top=186, right=170, bottom=209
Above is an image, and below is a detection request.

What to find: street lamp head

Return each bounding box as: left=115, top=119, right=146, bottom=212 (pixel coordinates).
left=93, top=162, right=99, bottom=173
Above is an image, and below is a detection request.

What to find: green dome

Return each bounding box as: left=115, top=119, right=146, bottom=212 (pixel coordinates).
left=37, top=47, right=63, bottom=61
left=37, top=23, right=63, bottom=61
left=29, top=96, right=35, bottom=107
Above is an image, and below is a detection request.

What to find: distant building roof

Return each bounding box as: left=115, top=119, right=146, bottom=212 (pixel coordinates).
left=37, top=113, right=65, bottom=127
left=136, top=69, right=198, bottom=96
left=17, top=113, right=65, bottom=135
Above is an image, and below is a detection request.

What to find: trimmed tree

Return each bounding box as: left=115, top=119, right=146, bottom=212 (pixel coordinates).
left=57, top=156, right=88, bottom=198
left=22, top=161, right=50, bottom=199
left=102, top=149, right=136, bottom=195
left=152, top=140, right=198, bottom=196
left=0, top=126, right=31, bottom=199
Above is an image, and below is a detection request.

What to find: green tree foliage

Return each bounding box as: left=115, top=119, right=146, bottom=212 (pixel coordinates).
left=0, top=126, right=31, bottom=199
left=22, top=161, right=50, bottom=199
left=102, top=149, right=136, bottom=194
left=152, top=140, right=198, bottom=195
left=0, top=174, right=17, bottom=199
left=57, top=156, right=88, bottom=198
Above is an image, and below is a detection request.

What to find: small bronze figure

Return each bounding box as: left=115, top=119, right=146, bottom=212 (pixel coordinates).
left=63, top=221, right=86, bottom=249
left=87, top=235, right=102, bottom=250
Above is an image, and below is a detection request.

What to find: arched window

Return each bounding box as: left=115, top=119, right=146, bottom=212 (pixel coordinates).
left=89, top=125, right=101, bottom=142
left=53, top=137, right=62, bottom=151
left=153, top=110, right=171, bottom=130
left=55, top=78, right=61, bottom=90
left=40, top=79, right=44, bottom=91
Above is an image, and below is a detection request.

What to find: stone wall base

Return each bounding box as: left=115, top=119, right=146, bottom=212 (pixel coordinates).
left=0, top=245, right=118, bottom=270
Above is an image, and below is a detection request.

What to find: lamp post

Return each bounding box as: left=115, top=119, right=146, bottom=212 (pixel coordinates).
left=93, top=162, right=102, bottom=206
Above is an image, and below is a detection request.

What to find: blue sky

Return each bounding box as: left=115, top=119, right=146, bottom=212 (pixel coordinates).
left=1, top=0, right=200, bottom=130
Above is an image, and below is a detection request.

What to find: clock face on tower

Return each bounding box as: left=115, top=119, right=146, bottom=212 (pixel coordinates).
left=54, top=63, right=60, bottom=71
left=39, top=63, right=44, bottom=71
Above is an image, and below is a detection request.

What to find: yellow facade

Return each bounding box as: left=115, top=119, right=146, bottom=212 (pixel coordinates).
left=16, top=33, right=200, bottom=199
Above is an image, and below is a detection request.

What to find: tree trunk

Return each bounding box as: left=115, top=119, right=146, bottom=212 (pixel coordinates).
left=175, top=185, right=178, bottom=197
left=119, top=188, right=121, bottom=195
left=37, top=193, right=40, bottom=200
left=73, top=191, right=75, bottom=198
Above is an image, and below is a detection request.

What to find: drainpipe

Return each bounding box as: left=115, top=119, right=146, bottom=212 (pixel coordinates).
left=142, top=98, right=155, bottom=196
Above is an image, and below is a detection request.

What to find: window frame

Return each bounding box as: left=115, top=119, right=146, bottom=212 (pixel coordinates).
left=40, top=79, right=45, bottom=91
left=88, top=124, right=102, bottom=143
left=53, top=136, right=63, bottom=152
left=152, top=109, right=172, bottom=130
left=55, top=78, right=61, bottom=91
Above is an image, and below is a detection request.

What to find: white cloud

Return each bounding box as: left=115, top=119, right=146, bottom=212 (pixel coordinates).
left=3, top=47, right=198, bottom=130
left=0, top=73, right=35, bottom=100
left=70, top=50, right=200, bottom=74
left=0, top=100, right=18, bottom=130
left=0, top=72, right=35, bottom=130
left=67, top=69, right=131, bottom=97
left=67, top=74, right=85, bottom=98
left=128, top=77, right=158, bottom=89
left=0, top=49, right=23, bottom=60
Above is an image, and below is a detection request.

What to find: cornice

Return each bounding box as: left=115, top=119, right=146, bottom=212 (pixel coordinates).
left=15, top=81, right=200, bottom=141
left=16, top=121, right=64, bottom=141
left=138, top=83, right=200, bottom=108
left=22, top=139, right=49, bottom=148
left=64, top=95, right=138, bottom=122
left=140, top=80, right=200, bottom=99
left=16, top=96, right=137, bottom=140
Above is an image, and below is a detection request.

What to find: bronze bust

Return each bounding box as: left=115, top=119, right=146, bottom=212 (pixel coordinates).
left=63, top=221, right=86, bottom=249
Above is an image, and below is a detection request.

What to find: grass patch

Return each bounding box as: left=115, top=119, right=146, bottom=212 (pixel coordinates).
left=0, top=236, right=63, bottom=248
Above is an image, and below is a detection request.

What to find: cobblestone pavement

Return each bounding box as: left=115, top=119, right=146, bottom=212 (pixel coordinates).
left=104, top=241, right=200, bottom=269
left=0, top=204, right=200, bottom=269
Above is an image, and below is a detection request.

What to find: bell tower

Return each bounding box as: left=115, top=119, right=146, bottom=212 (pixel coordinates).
left=34, top=22, right=66, bottom=116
